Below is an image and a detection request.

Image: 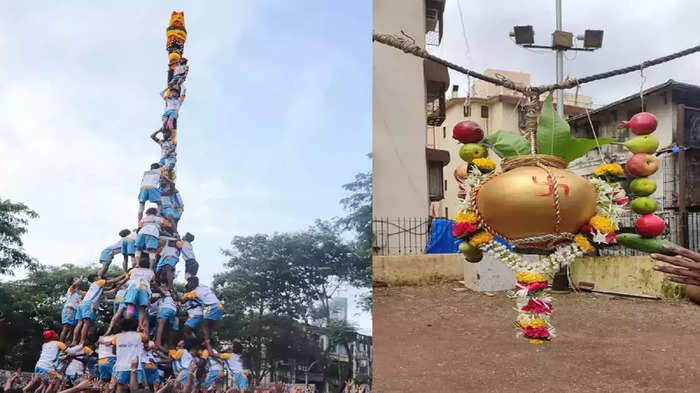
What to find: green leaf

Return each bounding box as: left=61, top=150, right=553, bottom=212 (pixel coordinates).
left=482, top=130, right=531, bottom=158
left=562, top=137, right=615, bottom=162
left=536, top=94, right=572, bottom=157
left=536, top=94, right=615, bottom=162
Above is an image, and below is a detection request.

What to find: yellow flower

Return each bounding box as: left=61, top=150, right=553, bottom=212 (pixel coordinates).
left=594, top=163, right=624, bottom=177
left=456, top=210, right=478, bottom=224
left=468, top=232, right=493, bottom=247
left=528, top=339, right=545, bottom=345
left=589, top=215, right=616, bottom=234
left=518, top=317, right=546, bottom=329
left=472, top=158, right=496, bottom=172
left=516, top=272, right=549, bottom=284
left=574, top=234, right=596, bottom=253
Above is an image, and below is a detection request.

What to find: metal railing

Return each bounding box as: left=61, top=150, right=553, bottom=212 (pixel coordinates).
left=372, top=217, right=431, bottom=256
left=599, top=210, right=700, bottom=256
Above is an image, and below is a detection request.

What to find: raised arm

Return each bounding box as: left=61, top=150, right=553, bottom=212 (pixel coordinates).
left=151, top=130, right=163, bottom=144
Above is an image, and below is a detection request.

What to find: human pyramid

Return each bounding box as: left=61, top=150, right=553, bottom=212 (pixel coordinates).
left=21, top=12, right=248, bottom=393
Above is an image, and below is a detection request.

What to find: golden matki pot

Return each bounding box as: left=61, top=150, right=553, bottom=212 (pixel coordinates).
left=474, top=155, right=596, bottom=248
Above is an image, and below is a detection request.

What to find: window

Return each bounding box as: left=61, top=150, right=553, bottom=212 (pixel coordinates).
left=428, top=162, right=445, bottom=201
left=445, top=207, right=449, bottom=218
left=442, top=126, right=446, bottom=138
left=481, top=105, right=489, bottom=118
left=444, top=179, right=447, bottom=191
left=464, top=103, right=471, bottom=117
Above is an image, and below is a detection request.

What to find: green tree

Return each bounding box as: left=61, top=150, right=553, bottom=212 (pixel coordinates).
left=327, top=321, right=359, bottom=393
left=0, top=198, right=39, bottom=274
left=214, top=222, right=365, bottom=386
left=0, top=263, right=121, bottom=370
left=337, top=158, right=372, bottom=311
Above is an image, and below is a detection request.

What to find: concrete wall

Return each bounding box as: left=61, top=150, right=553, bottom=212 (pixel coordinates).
left=569, top=256, right=685, bottom=299
left=375, top=253, right=686, bottom=300
left=373, top=0, right=429, bottom=219
left=373, top=254, right=463, bottom=286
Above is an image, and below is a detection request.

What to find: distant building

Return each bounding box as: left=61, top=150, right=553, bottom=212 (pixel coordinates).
left=265, top=326, right=372, bottom=393
left=373, top=0, right=450, bottom=255
left=567, top=79, right=700, bottom=250
left=329, top=298, right=348, bottom=322
left=431, top=69, right=592, bottom=220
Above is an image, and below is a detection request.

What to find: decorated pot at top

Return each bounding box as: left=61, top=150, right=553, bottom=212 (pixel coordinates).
left=473, top=155, right=596, bottom=248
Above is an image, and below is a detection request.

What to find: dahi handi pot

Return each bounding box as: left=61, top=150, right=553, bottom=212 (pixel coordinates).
left=473, top=155, right=597, bottom=248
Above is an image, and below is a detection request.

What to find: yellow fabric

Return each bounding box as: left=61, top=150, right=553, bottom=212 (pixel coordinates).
left=144, top=363, right=157, bottom=369
left=98, top=358, right=110, bottom=365
left=169, top=349, right=184, bottom=360
left=82, top=347, right=94, bottom=356
left=111, top=334, right=119, bottom=345
left=96, top=280, right=106, bottom=288
left=219, top=353, right=232, bottom=360
left=56, top=342, right=67, bottom=351
left=181, top=290, right=196, bottom=300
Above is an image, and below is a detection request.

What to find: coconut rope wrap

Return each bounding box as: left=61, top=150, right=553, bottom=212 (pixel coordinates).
left=471, top=155, right=576, bottom=251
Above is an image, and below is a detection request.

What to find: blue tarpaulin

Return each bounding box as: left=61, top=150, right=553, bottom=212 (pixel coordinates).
left=425, top=218, right=461, bottom=253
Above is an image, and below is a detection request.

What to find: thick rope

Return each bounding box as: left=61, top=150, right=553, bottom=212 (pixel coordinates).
left=374, top=31, right=700, bottom=93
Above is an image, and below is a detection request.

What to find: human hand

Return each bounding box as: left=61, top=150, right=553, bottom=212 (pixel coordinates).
left=130, top=358, right=139, bottom=371
left=652, top=245, right=700, bottom=286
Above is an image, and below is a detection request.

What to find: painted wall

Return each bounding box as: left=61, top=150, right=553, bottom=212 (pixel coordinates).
left=372, top=0, right=430, bottom=220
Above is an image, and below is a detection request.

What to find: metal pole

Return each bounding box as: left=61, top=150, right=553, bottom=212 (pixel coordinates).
left=555, top=0, right=564, bottom=117
left=551, top=0, right=571, bottom=292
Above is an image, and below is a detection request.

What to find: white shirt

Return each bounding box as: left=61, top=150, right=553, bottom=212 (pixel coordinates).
left=81, top=280, right=106, bottom=305
left=64, top=285, right=83, bottom=309
left=36, top=341, right=66, bottom=370
left=141, top=170, right=161, bottom=189
left=165, top=97, right=182, bottom=112
left=205, top=350, right=223, bottom=371
left=162, top=245, right=180, bottom=259
left=158, top=294, right=177, bottom=311
left=115, top=284, right=128, bottom=303
left=185, top=286, right=219, bottom=305
left=64, top=346, right=91, bottom=376
left=140, top=215, right=167, bottom=238
left=224, top=353, right=243, bottom=374
left=104, top=240, right=122, bottom=255
left=98, top=336, right=116, bottom=359
left=127, top=268, right=155, bottom=293
left=112, top=332, right=146, bottom=372
left=186, top=300, right=203, bottom=318
left=181, top=241, right=195, bottom=260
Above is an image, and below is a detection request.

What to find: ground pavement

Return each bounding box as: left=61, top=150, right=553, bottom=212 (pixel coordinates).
left=373, top=284, right=700, bottom=393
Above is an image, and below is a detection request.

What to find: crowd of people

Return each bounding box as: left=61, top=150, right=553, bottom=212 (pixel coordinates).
left=18, top=42, right=249, bottom=393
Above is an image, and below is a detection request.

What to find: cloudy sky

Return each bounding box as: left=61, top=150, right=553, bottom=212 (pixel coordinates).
left=432, top=0, right=700, bottom=107
left=0, top=1, right=371, bottom=333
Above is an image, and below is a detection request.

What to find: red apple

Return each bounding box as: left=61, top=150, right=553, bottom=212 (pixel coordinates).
left=453, top=120, right=484, bottom=143
left=635, top=214, right=665, bottom=237
left=626, top=153, right=658, bottom=177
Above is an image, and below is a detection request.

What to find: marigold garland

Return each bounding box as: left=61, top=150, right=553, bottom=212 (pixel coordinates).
left=574, top=234, right=596, bottom=253
left=593, top=163, right=624, bottom=177
left=469, top=232, right=493, bottom=247
left=589, top=215, right=616, bottom=234
left=455, top=210, right=478, bottom=224
left=472, top=158, right=496, bottom=171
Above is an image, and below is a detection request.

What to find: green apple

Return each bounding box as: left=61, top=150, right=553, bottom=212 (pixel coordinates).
left=458, top=241, right=483, bottom=263
left=630, top=177, right=657, bottom=196
left=621, top=135, right=659, bottom=154
left=631, top=197, right=657, bottom=214
left=459, top=143, right=488, bottom=162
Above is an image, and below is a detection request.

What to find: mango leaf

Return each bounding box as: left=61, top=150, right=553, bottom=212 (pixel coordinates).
left=482, top=130, right=531, bottom=158
left=536, top=94, right=614, bottom=162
